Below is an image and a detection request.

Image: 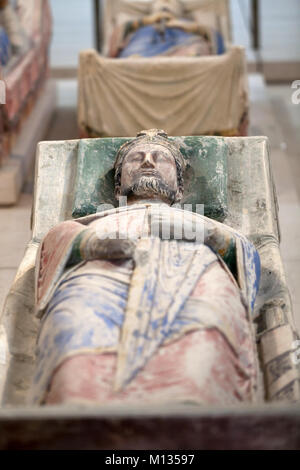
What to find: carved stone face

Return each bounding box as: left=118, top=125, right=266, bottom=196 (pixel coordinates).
left=118, top=143, right=180, bottom=204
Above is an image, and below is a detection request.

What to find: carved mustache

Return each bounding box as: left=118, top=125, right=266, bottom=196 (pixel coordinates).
left=121, top=176, right=177, bottom=203
left=137, top=169, right=160, bottom=176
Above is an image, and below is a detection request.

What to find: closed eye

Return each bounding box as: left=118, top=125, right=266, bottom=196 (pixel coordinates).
left=153, top=151, right=173, bottom=162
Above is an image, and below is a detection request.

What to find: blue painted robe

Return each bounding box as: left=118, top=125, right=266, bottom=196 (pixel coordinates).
left=119, top=25, right=225, bottom=58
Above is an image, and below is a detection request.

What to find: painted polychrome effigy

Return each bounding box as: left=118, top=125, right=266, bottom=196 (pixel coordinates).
left=1, top=135, right=298, bottom=408
left=78, top=0, right=249, bottom=139
left=28, top=130, right=261, bottom=406
left=0, top=0, right=52, bottom=164
left=109, top=0, right=225, bottom=58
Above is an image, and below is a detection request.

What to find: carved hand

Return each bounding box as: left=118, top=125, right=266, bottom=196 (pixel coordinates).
left=204, top=225, right=233, bottom=256
left=80, top=231, right=136, bottom=261
left=165, top=19, right=186, bottom=30
left=145, top=11, right=173, bottom=25
left=166, top=20, right=210, bottom=37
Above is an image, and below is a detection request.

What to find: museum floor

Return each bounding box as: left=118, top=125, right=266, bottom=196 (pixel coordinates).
left=0, top=76, right=299, bottom=333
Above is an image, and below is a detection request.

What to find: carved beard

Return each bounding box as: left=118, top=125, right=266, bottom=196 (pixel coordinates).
left=122, top=176, right=177, bottom=204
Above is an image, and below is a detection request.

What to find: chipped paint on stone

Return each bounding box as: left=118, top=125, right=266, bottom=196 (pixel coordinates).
left=0, top=136, right=298, bottom=408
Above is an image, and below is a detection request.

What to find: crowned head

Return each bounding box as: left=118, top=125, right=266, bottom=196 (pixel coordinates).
left=114, top=129, right=185, bottom=205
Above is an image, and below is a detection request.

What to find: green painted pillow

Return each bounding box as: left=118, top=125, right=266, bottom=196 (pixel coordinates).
left=72, top=136, right=228, bottom=221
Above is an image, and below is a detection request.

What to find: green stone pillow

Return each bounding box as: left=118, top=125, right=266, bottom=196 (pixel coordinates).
left=72, top=136, right=228, bottom=221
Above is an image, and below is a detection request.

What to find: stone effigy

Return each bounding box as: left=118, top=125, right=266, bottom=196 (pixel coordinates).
left=0, top=132, right=299, bottom=449
left=78, top=0, right=249, bottom=138
left=0, top=0, right=52, bottom=164
left=28, top=129, right=262, bottom=405
left=109, top=0, right=225, bottom=58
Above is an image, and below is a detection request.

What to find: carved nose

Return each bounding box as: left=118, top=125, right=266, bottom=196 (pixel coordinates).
left=141, top=153, right=155, bottom=168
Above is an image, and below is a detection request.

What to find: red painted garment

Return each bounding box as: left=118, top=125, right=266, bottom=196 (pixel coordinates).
left=35, top=220, right=86, bottom=312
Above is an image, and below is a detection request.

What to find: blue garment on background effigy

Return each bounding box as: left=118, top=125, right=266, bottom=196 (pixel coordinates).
left=0, top=27, right=11, bottom=66
left=215, top=31, right=225, bottom=54
left=119, top=25, right=225, bottom=58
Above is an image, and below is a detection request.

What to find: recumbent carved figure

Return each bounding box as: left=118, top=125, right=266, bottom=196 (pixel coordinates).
left=109, top=0, right=225, bottom=58
left=30, top=129, right=261, bottom=406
